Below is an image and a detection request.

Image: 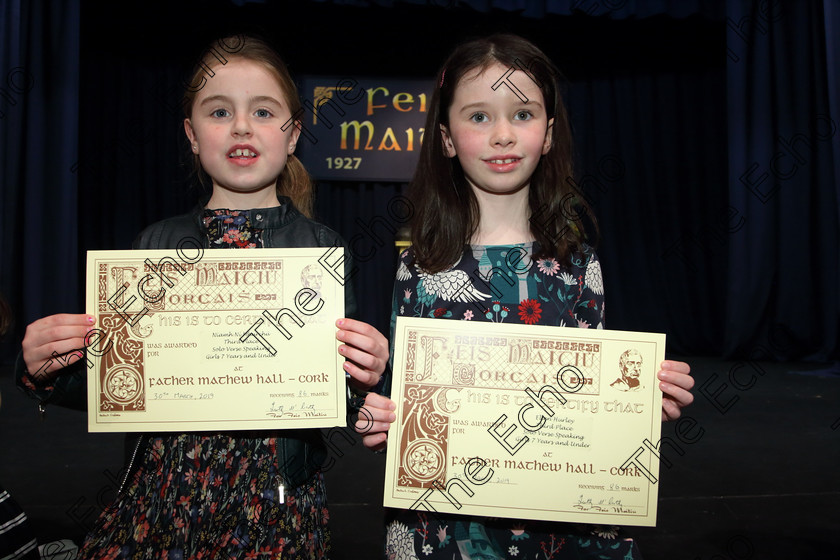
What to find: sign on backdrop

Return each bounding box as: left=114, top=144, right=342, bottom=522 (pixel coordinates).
left=297, top=76, right=434, bottom=182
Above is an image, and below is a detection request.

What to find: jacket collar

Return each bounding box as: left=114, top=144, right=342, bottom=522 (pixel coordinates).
left=189, top=194, right=302, bottom=231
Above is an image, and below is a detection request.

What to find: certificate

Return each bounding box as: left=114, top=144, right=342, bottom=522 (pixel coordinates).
left=384, top=317, right=665, bottom=526
left=85, top=248, right=346, bottom=432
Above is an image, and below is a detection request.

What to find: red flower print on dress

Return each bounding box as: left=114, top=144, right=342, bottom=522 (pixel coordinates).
left=221, top=229, right=240, bottom=244
left=133, top=520, right=150, bottom=542
left=518, top=299, right=542, bottom=325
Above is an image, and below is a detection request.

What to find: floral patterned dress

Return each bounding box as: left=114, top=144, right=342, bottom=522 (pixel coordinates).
left=81, top=210, right=330, bottom=560
left=386, top=243, right=643, bottom=560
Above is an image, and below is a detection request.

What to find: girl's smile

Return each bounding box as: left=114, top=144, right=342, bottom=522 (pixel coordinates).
left=483, top=154, right=523, bottom=172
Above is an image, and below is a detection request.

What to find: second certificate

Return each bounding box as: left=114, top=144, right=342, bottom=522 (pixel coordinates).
left=384, top=317, right=665, bottom=526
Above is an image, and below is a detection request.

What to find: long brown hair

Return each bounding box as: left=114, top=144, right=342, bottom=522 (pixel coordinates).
left=182, top=35, right=313, bottom=217
left=409, top=34, right=596, bottom=272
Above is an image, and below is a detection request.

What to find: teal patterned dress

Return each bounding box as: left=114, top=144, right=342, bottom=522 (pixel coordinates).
left=385, top=243, right=643, bottom=560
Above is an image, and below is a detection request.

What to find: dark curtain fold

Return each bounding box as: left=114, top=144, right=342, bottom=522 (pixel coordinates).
left=566, top=66, right=728, bottom=354
left=76, top=60, right=196, bottom=252
left=725, top=0, right=840, bottom=360
left=313, top=181, right=407, bottom=334
left=0, top=0, right=80, bottom=361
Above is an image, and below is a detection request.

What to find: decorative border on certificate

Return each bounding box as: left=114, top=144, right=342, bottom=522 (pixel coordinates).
left=97, top=313, right=147, bottom=412
left=384, top=317, right=665, bottom=527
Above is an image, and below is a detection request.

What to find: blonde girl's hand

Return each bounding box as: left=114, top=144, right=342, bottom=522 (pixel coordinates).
left=336, top=318, right=389, bottom=391
left=355, top=392, right=396, bottom=451
left=22, top=314, right=93, bottom=382
left=658, top=360, right=694, bottom=421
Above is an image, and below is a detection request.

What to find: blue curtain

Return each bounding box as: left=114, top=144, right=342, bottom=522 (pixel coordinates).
left=0, top=0, right=80, bottom=360
left=565, top=68, right=728, bottom=354
left=725, top=0, right=839, bottom=360
left=2, top=0, right=837, bottom=363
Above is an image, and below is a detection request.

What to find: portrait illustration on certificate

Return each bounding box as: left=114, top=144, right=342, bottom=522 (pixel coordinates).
left=384, top=317, right=666, bottom=526
left=85, top=247, right=347, bottom=432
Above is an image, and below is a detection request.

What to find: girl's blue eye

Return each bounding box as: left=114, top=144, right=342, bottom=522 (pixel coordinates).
left=470, top=113, right=488, bottom=123
left=255, top=109, right=272, bottom=118
left=212, top=108, right=229, bottom=118
left=515, top=110, right=532, bottom=120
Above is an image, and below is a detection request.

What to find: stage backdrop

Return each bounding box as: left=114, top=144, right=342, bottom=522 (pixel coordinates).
left=1, top=0, right=837, bottom=364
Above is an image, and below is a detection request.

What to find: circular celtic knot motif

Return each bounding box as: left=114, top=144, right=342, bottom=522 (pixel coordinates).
left=403, top=439, right=444, bottom=483
left=104, top=365, right=143, bottom=404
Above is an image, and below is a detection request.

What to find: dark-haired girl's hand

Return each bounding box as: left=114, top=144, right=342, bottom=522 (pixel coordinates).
left=658, top=360, right=694, bottom=421
left=336, top=318, right=389, bottom=391
left=356, top=392, right=395, bottom=451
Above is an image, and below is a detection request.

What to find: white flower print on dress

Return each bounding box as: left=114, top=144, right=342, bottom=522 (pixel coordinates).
left=385, top=521, right=419, bottom=560
left=560, top=271, right=576, bottom=285
left=415, top=264, right=491, bottom=314
left=585, top=258, right=604, bottom=295
left=508, top=545, right=519, bottom=556
left=422, top=543, right=433, bottom=555
left=397, top=260, right=412, bottom=281
left=592, top=525, right=619, bottom=539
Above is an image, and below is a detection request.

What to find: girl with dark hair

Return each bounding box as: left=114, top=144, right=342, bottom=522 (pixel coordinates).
left=18, top=35, right=388, bottom=558
left=359, top=34, right=694, bottom=559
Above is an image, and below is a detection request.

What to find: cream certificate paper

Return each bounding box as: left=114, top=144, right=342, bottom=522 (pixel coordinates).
left=384, top=317, right=665, bottom=526
left=86, top=248, right=346, bottom=432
